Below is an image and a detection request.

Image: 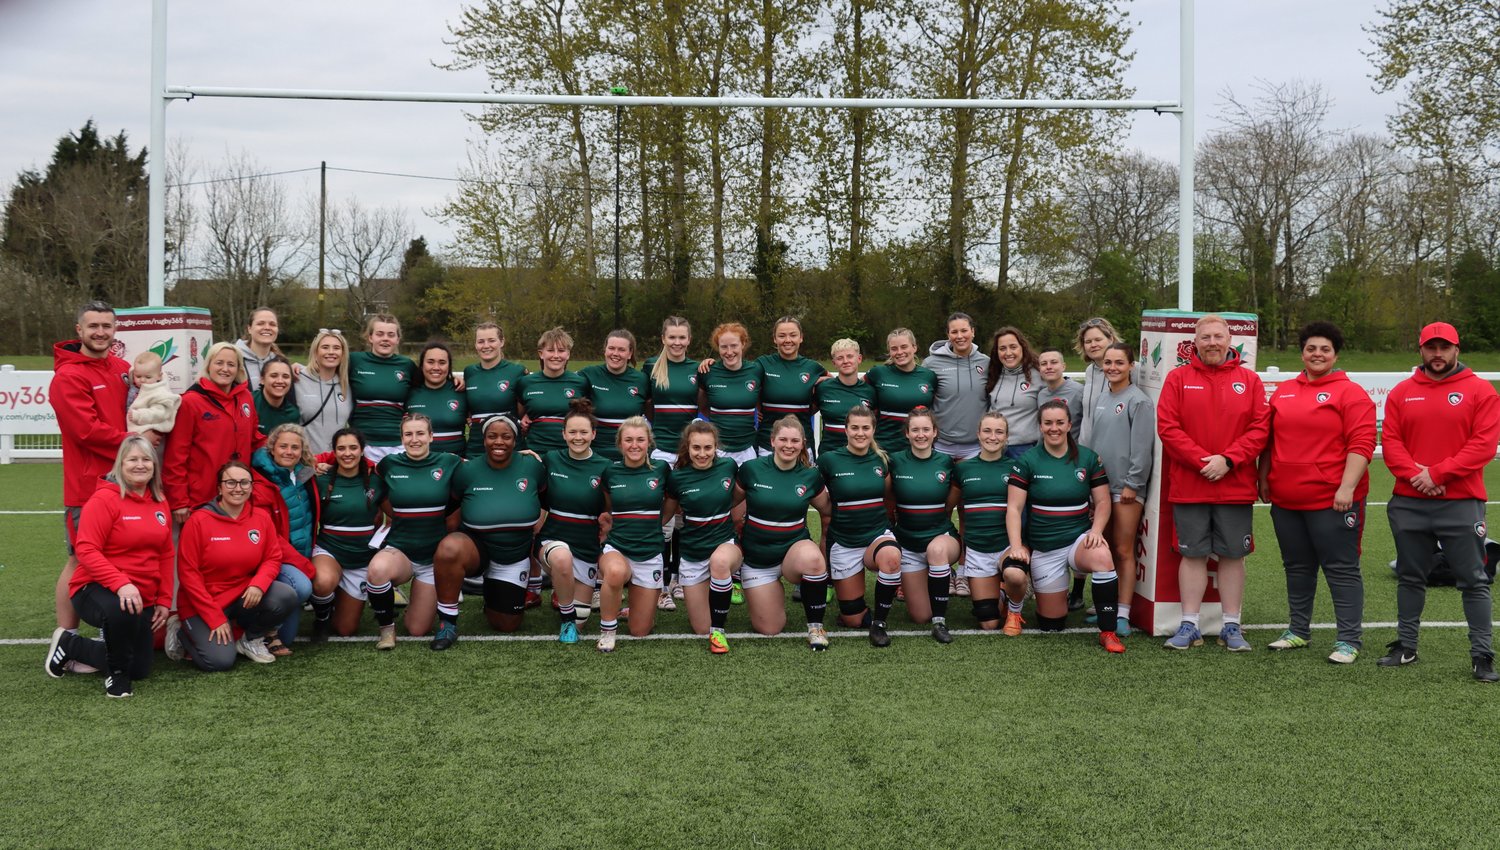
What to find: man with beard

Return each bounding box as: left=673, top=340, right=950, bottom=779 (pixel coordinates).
left=1380, top=322, right=1500, bottom=682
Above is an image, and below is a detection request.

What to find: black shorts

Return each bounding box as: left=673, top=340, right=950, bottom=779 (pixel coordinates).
left=482, top=577, right=526, bottom=615
left=1173, top=503, right=1254, bottom=559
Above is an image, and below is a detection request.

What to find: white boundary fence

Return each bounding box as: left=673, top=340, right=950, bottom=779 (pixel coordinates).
left=6, top=363, right=1497, bottom=463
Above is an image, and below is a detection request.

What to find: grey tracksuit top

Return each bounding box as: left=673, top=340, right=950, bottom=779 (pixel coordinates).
left=925, top=340, right=991, bottom=445
left=1037, top=378, right=1084, bottom=440
left=987, top=365, right=1043, bottom=446
left=1088, top=382, right=1155, bottom=495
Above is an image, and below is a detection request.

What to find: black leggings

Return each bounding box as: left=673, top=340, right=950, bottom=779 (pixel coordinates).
left=68, top=582, right=156, bottom=680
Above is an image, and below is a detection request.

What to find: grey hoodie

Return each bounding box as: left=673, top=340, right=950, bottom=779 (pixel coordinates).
left=925, top=340, right=991, bottom=444
left=1088, top=382, right=1155, bottom=495
left=987, top=365, right=1043, bottom=446
left=293, top=369, right=354, bottom=455
left=235, top=340, right=276, bottom=392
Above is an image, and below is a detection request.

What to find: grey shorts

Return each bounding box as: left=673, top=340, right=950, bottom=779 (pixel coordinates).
left=1174, top=503, right=1254, bottom=559
left=64, top=506, right=82, bottom=556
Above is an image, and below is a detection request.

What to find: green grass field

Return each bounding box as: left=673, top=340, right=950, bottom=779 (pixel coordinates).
left=2, top=461, right=1498, bottom=848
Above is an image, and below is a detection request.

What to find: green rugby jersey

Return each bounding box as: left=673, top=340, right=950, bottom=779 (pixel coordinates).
left=253, top=389, right=301, bottom=438
left=667, top=456, right=737, bottom=561
left=376, top=450, right=463, bottom=562
left=539, top=449, right=611, bottom=563
left=643, top=356, right=701, bottom=449
left=955, top=455, right=1017, bottom=553
left=404, top=380, right=468, bottom=456
left=813, top=376, right=875, bottom=452
left=463, top=360, right=527, bottom=455
left=1010, top=444, right=1107, bottom=552
left=889, top=449, right=956, bottom=551
left=602, top=460, right=668, bottom=561
left=349, top=351, right=416, bottom=446
left=817, top=446, right=890, bottom=548
left=867, top=363, right=938, bottom=451
left=314, top=470, right=387, bottom=569
left=754, top=354, right=826, bottom=451
left=702, top=360, right=763, bottom=452
left=452, top=454, right=544, bottom=564
left=518, top=370, right=590, bottom=454
left=737, top=455, right=825, bottom=568
left=578, top=364, right=650, bottom=460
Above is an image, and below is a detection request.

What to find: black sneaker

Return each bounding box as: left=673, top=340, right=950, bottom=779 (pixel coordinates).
left=44, top=627, right=70, bottom=678
left=104, top=674, right=133, bottom=698
left=868, top=623, right=891, bottom=648
left=931, top=621, right=953, bottom=644
left=1376, top=641, right=1418, bottom=667
left=1473, top=655, right=1498, bottom=683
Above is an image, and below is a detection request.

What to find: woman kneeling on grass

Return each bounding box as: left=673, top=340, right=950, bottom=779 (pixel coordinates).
left=308, top=428, right=386, bottom=638
left=816, top=404, right=902, bottom=646
left=176, top=460, right=299, bottom=670
left=430, top=415, right=550, bottom=650
left=887, top=407, right=961, bottom=644
left=249, top=423, right=319, bottom=657
left=45, top=435, right=174, bottom=698
left=736, top=416, right=834, bottom=650
left=596, top=417, right=670, bottom=652
left=367, top=413, right=463, bottom=650
left=1005, top=400, right=1124, bottom=654
left=952, top=411, right=1017, bottom=633
left=535, top=400, right=612, bottom=631
left=663, top=420, right=743, bottom=654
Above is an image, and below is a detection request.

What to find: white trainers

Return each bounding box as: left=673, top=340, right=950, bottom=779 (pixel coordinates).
left=375, top=624, right=397, bottom=651
left=807, top=625, right=830, bottom=651
left=163, top=614, right=185, bottom=662
left=235, top=635, right=276, bottom=664
left=670, top=581, right=685, bottom=601
left=597, top=629, right=617, bottom=653
left=952, top=575, right=971, bottom=598
left=657, top=591, right=677, bottom=611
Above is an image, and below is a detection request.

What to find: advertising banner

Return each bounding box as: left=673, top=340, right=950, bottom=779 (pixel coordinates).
left=111, top=307, right=214, bottom=394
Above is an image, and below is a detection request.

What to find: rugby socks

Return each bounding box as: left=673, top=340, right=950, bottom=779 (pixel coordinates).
left=368, top=581, right=396, bottom=627
left=928, top=562, right=952, bottom=622
left=1118, top=602, right=1132, bottom=622
left=311, top=592, right=336, bottom=623
left=800, top=572, right=829, bottom=626
left=1069, top=576, right=1086, bottom=604
left=436, top=599, right=460, bottom=624
left=709, top=577, right=733, bottom=630
left=661, top=531, right=680, bottom=588
left=556, top=597, right=575, bottom=624
left=527, top=570, right=543, bottom=597
left=1006, top=595, right=1024, bottom=614
left=600, top=617, right=618, bottom=634
left=1091, top=571, right=1119, bottom=632
left=873, top=571, right=901, bottom=627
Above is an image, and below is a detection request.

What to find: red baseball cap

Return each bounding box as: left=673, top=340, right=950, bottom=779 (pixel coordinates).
left=1419, top=321, right=1459, bottom=346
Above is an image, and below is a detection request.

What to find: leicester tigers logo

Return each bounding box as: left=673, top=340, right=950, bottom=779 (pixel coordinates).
left=565, top=389, right=576, bottom=398
left=1075, top=469, right=1086, bottom=482
left=1114, top=403, right=1125, bottom=415
left=1449, top=392, right=1464, bottom=406
left=796, top=485, right=808, bottom=497
left=629, top=387, right=639, bottom=396
left=589, top=476, right=601, bottom=489
left=448, top=400, right=459, bottom=411
left=154, top=511, right=166, bottom=526
left=1316, top=392, right=1331, bottom=404
left=690, top=375, right=698, bottom=385
left=800, top=374, right=810, bottom=383
left=431, top=468, right=444, bottom=481
left=936, top=471, right=948, bottom=483
left=747, top=380, right=757, bottom=391
left=722, top=478, right=732, bottom=490
left=1344, top=512, right=1358, bottom=528
left=248, top=529, right=261, bottom=544
left=1020, top=382, right=1031, bottom=391
left=498, top=380, right=510, bottom=391
left=648, top=479, right=659, bottom=490
left=240, top=403, right=251, bottom=418
left=874, top=466, right=884, bottom=477
left=396, top=371, right=406, bottom=382
left=1243, top=533, right=1253, bottom=550
left=516, top=479, right=528, bottom=492
left=1231, top=382, right=1246, bottom=395
left=920, top=384, right=930, bottom=394
left=1477, top=521, right=1488, bottom=538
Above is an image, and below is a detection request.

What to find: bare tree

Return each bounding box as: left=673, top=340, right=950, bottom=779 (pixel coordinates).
left=326, top=196, right=411, bottom=322
left=202, top=151, right=311, bottom=338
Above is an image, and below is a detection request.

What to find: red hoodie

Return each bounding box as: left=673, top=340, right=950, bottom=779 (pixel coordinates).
left=1266, top=370, right=1378, bottom=510
left=69, top=477, right=176, bottom=606
left=1382, top=364, right=1500, bottom=501
left=1156, top=348, right=1270, bottom=504
left=163, top=378, right=262, bottom=512
left=49, top=340, right=131, bottom=507
left=176, top=503, right=283, bottom=630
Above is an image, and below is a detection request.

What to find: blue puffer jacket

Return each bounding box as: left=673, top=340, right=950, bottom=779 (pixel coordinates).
left=251, top=447, right=316, bottom=559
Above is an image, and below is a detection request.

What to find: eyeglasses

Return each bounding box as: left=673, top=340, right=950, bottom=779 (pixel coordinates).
left=220, top=479, right=253, bottom=489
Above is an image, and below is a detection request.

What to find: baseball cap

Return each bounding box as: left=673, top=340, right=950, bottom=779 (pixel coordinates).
left=1418, top=322, right=1459, bottom=346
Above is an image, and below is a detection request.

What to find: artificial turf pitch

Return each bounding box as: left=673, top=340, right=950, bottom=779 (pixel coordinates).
left=2, top=462, right=1496, bottom=849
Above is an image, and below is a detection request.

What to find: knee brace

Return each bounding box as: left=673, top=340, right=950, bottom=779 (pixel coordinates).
left=874, top=539, right=901, bottom=559
left=838, top=597, right=869, bottom=617
left=1036, top=614, right=1067, bottom=632
left=971, top=597, right=1001, bottom=622
left=1002, top=556, right=1031, bottom=576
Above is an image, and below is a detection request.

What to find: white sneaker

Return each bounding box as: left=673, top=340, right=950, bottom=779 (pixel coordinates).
left=657, top=591, right=677, bottom=611
left=807, top=625, right=830, bottom=651
left=597, top=629, right=617, bottom=653
left=953, top=575, right=971, bottom=598
left=235, top=635, right=276, bottom=664
left=670, top=581, right=685, bottom=601
left=375, top=624, right=397, bottom=651
left=163, top=614, right=185, bottom=662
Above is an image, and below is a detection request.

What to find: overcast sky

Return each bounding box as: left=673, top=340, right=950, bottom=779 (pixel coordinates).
left=0, top=0, right=1396, bottom=260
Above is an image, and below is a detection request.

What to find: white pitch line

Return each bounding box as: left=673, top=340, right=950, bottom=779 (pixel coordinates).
left=0, top=510, right=65, bottom=515
left=2, top=620, right=1496, bottom=646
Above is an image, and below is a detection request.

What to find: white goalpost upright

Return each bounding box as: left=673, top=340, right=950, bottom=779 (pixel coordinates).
left=144, top=0, right=1198, bottom=310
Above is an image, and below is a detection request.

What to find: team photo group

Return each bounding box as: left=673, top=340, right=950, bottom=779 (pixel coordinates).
left=41, top=299, right=1500, bottom=697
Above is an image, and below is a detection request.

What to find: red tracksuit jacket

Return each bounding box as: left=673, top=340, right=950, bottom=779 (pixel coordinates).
left=70, top=478, right=176, bottom=607
left=1382, top=365, right=1500, bottom=501
left=1266, top=370, right=1378, bottom=510
left=49, top=340, right=131, bottom=507
left=176, top=503, right=284, bottom=631
left=163, top=379, right=262, bottom=512
left=1156, top=348, right=1270, bottom=504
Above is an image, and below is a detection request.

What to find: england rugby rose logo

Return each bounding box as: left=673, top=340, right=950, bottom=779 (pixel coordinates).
left=1175, top=340, right=1194, bottom=367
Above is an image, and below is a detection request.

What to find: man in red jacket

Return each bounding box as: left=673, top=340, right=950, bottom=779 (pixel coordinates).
left=1156, top=314, right=1270, bottom=652
left=48, top=301, right=155, bottom=632
left=1379, top=321, right=1500, bottom=682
